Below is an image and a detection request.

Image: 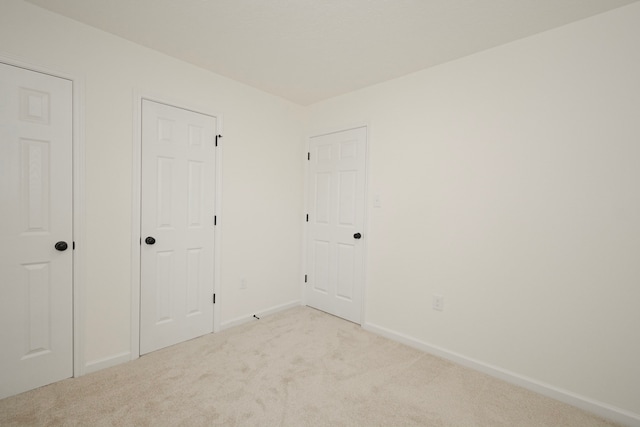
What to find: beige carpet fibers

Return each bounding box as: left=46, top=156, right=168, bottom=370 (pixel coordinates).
left=0, top=306, right=620, bottom=426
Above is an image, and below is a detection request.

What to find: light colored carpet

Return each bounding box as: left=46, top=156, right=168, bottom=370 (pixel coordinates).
left=0, top=306, right=621, bottom=426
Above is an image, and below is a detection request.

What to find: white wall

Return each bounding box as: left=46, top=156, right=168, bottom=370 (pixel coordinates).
left=0, top=0, right=305, bottom=368
left=308, top=3, right=640, bottom=420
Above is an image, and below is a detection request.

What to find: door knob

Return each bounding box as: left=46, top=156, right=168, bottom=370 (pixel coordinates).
left=353, top=233, right=362, bottom=239
left=55, top=241, right=68, bottom=251
left=145, top=236, right=156, bottom=245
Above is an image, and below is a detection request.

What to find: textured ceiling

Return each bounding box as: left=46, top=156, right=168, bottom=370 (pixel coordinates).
left=24, top=0, right=639, bottom=105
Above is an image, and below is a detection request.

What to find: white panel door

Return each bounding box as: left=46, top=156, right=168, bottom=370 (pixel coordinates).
left=140, top=100, right=216, bottom=355
left=306, top=127, right=367, bottom=323
left=0, top=62, right=73, bottom=399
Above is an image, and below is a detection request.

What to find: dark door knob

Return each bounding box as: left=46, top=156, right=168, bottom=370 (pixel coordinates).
left=353, top=233, right=362, bottom=239
left=55, top=241, right=68, bottom=251
left=145, top=237, right=156, bottom=245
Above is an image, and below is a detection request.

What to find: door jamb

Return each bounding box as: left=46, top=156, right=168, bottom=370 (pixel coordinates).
left=0, top=52, right=87, bottom=377
left=131, top=92, right=223, bottom=360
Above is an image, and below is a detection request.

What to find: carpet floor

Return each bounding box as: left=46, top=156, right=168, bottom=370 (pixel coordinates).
left=0, top=306, right=621, bottom=426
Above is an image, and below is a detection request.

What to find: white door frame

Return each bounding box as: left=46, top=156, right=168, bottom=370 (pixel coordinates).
left=303, top=123, right=371, bottom=325
left=0, top=52, right=87, bottom=377
left=130, top=92, right=223, bottom=359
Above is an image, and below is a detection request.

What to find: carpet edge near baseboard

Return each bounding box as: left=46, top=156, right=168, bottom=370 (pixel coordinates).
left=362, top=322, right=640, bottom=427
left=219, top=300, right=303, bottom=331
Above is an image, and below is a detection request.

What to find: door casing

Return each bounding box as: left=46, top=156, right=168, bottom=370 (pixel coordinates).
left=131, top=93, right=223, bottom=359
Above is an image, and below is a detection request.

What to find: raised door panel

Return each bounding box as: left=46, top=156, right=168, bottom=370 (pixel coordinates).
left=154, top=250, right=174, bottom=324
left=336, top=243, right=355, bottom=301
left=21, top=139, right=51, bottom=233
left=187, top=161, right=204, bottom=228
left=156, top=157, right=176, bottom=228
left=338, top=170, right=357, bottom=227
left=186, top=248, right=203, bottom=316
left=314, top=172, right=332, bottom=225
left=22, top=262, right=52, bottom=358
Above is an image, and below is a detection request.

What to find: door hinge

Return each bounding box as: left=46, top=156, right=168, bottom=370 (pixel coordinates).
left=307, top=152, right=310, bottom=161
left=306, top=214, right=309, bottom=222
left=213, top=293, right=216, bottom=304
left=215, top=134, right=223, bottom=147
left=73, top=241, right=76, bottom=250
left=214, top=215, right=217, bottom=226
left=305, top=274, right=308, bottom=283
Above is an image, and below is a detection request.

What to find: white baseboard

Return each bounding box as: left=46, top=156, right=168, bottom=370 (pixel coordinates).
left=363, top=322, right=640, bottom=427
left=220, top=300, right=302, bottom=331
left=83, top=351, right=132, bottom=375
left=81, top=302, right=302, bottom=375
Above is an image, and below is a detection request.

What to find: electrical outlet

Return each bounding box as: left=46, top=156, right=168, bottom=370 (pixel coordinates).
left=432, top=294, right=444, bottom=311
left=240, top=278, right=247, bottom=290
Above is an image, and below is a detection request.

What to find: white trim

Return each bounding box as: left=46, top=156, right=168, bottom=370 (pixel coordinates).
left=305, top=123, right=370, bottom=325
left=130, top=92, right=142, bottom=361
left=0, top=52, right=87, bottom=378
left=83, top=351, right=131, bottom=375
left=300, top=136, right=310, bottom=305
left=131, top=91, right=224, bottom=357
left=363, top=322, right=640, bottom=427
left=212, top=132, right=223, bottom=333
left=361, top=124, right=372, bottom=327
left=71, top=68, right=87, bottom=379
left=219, top=300, right=302, bottom=331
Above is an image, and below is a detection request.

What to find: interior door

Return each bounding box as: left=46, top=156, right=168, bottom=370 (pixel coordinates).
left=306, top=127, right=367, bottom=324
left=140, top=100, right=216, bottom=355
left=0, top=62, right=73, bottom=399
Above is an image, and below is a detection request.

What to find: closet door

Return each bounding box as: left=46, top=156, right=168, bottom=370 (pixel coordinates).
left=0, top=62, right=73, bottom=399
left=140, top=99, right=217, bottom=354
left=306, top=127, right=367, bottom=324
